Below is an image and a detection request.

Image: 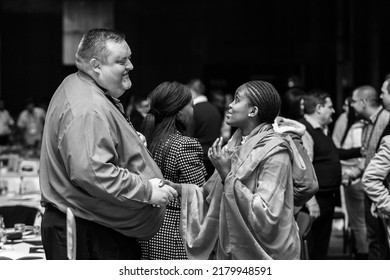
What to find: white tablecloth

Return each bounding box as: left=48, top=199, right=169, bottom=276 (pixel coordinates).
left=0, top=228, right=45, bottom=260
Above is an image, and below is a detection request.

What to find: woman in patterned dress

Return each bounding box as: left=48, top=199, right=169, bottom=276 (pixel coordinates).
left=139, top=81, right=207, bottom=259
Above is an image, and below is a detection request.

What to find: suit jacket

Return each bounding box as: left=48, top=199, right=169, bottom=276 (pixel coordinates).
left=188, top=101, right=222, bottom=155
left=363, top=135, right=390, bottom=248
left=363, top=135, right=390, bottom=217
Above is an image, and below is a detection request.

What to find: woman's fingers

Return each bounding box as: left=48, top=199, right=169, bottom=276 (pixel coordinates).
left=211, top=137, right=220, bottom=156
left=217, top=137, right=223, bottom=152
left=209, top=137, right=225, bottom=161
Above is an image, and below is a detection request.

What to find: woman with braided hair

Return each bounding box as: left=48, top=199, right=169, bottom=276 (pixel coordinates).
left=139, top=81, right=207, bottom=259
left=170, top=80, right=302, bottom=259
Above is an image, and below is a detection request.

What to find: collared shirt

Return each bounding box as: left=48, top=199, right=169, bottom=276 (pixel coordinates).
left=39, top=71, right=165, bottom=239
left=361, top=105, right=390, bottom=169
left=368, top=105, right=384, bottom=124
left=301, top=114, right=329, bottom=161
left=193, top=95, right=208, bottom=106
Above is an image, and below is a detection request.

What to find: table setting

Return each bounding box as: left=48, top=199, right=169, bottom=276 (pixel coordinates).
left=0, top=223, right=45, bottom=260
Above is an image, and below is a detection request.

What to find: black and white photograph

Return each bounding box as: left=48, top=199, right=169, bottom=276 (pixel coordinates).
left=0, top=0, right=389, bottom=279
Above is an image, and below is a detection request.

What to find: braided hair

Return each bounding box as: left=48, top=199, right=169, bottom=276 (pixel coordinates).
left=244, top=80, right=281, bottom=123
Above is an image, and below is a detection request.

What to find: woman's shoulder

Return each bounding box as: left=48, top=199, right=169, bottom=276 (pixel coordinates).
left=263, top=132, right=290, bottom=147
left=169, top=132, right=201, bottom=145
left=166, top=132, right=202, bottom=150
left=249, top=132, right=291, bottom=158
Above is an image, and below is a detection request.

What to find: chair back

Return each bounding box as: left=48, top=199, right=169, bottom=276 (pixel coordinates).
left=66, top=207, right=77, bottom=260
left=296, top=211, right=313, bottom=260
left=0, top=206, right=39, bottom=228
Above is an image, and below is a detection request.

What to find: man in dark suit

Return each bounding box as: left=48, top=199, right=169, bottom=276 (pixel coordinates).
left=128, top=95, right=150, bottom=131
left=187, top=79, right=222, bottom=180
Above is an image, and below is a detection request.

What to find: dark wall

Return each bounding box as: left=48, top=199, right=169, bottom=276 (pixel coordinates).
left=1, top=0, right=389, bottom=118
left=114, top=0, right=340, bottom=103
left=1, top=11, right=64, bottom=117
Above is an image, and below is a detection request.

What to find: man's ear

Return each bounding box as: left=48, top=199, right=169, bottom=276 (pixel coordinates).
left=90, top=58, right=101, bottom=74
left=361, top=98, right=367, bottom=108
left=315, top=103, right=322, bottom=114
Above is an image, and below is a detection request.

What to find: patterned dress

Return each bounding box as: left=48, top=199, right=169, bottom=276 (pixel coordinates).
left=140, top=131, right=207, bottom=259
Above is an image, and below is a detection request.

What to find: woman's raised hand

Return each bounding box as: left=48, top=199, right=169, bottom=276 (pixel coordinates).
left=208, top=137, right=231, bottom=181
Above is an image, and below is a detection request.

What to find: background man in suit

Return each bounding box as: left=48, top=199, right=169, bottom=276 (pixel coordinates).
left=187, top=78, right=222, bottom=179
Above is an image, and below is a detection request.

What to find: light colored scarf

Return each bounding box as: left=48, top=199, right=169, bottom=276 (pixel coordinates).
left=180, top=123, right=301, bottom=259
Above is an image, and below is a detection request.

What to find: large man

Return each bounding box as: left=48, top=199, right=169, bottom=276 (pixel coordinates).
left=352, top=84, right=390, bottom=259
left=187, top=79, right=222, bottom=179
left=39, top=29, right=177, bottom=260
left=300, top=90, right=341, bottom=259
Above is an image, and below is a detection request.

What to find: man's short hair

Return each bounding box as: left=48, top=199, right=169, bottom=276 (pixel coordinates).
left=355, top=85, right=379, bottom=107
left=304, top=89, right=331, bottom=115
left=187, top=79, right=205, bottom=96
left=75, top=28, right=125, bottom=65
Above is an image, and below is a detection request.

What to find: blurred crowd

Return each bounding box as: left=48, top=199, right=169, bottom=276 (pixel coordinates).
left=0, top=98, right=46, bottom=158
